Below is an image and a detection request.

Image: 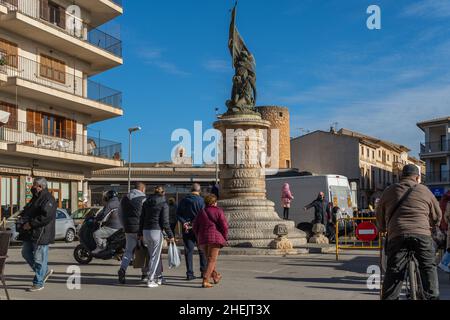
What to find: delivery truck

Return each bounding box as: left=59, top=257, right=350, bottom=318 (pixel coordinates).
left=266, top=174, right=354, bottom=226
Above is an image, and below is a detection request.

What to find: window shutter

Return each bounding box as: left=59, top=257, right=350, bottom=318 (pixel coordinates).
left=34, top=111, right=42, bottom=134
left=58, top=6, right=66, bottom=29
left=40, top=0, right=50, bottom=21
left=0, top=38, right=18, bottom=68
left=64, top=119, right=76, bottom=141
left=26, top=109, right=34, bottom=132
left=0, top=101, right=17, bottom=129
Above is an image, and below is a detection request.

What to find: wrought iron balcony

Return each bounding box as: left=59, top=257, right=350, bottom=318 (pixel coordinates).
left=0, top=0, right=122, bottom=58
left=0, top=121, right=122, bottom=160
left=420, top=140, right=450, bottom=154
left=425, top=171, right=450, bottom=184
left=2, top=55, right=122, bottom=109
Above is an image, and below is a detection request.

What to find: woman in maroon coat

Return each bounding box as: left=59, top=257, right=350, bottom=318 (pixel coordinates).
left=193, top=194, right=229, bottom=288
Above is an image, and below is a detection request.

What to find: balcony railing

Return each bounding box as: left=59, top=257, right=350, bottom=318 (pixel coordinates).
left=0, top=121, right=122, bottom=160
left=0, top=0, right=122, bottom=58
left=425, top=171, right=450, bottom=184
left=421, top=140, right=450, bottom=154
left=2, top=55, right=122, bottom=109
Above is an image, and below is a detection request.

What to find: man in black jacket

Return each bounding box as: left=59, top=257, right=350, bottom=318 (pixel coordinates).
left=304, top=192, right=329, bottom=225
left=177, top=183, right=207, bottom=281
left=118, top=182, right=147, bottom=284
left=19, top=177, right=56, bottom=292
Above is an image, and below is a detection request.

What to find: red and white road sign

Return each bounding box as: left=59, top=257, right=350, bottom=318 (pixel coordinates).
left=356, top=222, right=378, bottom=242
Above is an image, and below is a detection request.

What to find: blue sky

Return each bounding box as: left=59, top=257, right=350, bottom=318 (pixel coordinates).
left=90, top=0, right=450, bottom=163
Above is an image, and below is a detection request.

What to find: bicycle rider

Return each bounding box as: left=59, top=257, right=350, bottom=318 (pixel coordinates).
left=376, top=164, right=442, bottom=300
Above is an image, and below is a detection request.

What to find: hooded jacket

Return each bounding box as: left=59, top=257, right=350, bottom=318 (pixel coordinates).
left=139, top=194, right=174, bottom=239
left=120, top=189, right=146, bottom=233
left=20, top=189, right=56, bottom=245
left=376, top=177, right=442, bottom=240
left=281, top=183, right=294, bottom=208
left=193, top=205, right=228, bottom=247
left=96, top=197, right=122, bottom=230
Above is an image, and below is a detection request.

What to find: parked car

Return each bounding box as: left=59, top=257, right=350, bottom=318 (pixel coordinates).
left=71, top=207, right=103, bottom=235
left=6, top=209, right=76, bottom=243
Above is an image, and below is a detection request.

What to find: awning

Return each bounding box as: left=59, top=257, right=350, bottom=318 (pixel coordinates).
left=0, top=110, right=10, bottom=125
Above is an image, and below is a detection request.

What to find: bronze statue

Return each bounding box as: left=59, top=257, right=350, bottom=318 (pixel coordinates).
left=226, top=4, right=258, bottom=115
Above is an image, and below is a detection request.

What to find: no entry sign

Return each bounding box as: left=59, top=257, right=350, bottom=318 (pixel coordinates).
left=356, top=222, right=378, bottom=242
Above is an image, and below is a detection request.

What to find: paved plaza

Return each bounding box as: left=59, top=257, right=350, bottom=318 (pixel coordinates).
left=1, top=242, right=449, bottom=300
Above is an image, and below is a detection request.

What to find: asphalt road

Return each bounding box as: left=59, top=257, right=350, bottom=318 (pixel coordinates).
left=1, top=242, right=449, bottom=300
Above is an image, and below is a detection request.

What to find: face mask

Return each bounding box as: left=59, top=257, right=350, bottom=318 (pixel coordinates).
left=31, top=187, right=39, bottom=196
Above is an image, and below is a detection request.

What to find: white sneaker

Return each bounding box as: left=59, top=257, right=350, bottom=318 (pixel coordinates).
left=147, top=280, right=159, bottom=288
left=157, top=277, right=165, bottom=285
left=44, top=269, right=54, bottom=284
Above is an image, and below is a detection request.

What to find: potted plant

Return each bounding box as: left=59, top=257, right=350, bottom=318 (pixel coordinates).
left=0, top=55, right=6, bottom=74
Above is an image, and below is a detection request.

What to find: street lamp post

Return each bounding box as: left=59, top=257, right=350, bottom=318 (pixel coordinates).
left=128, top=126, right=141, bottom=193
left=215, top=107, right=220, bottom=185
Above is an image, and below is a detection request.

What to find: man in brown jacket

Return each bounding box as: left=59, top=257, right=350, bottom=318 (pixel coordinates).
left=377, top=164, right=442, bottom=300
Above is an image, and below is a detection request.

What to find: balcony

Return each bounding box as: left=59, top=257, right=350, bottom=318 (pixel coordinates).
left=0, top=121, right=122, bottom=168
left=420, top=140, right=450, bottom=156
left=0, top=0, right=122, bottom=74
left=62, top=0, right=123, bottom=27
left=425, top=171, right=450, bottom=184
left=0, top=55, right=123, bottom=122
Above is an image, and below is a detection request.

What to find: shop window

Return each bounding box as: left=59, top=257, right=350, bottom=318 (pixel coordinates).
left=0, top=176, right=19, bottom=220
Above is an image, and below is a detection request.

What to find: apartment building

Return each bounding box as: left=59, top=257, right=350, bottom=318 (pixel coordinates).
left=291, top=128, right=424, bottom=209
left=0, top=0, right=124, bottom=218
left=418, top=117, right=450, bottom=198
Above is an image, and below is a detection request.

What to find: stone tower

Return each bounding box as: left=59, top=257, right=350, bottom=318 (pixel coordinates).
left=256, top=106, right=292, bottom=169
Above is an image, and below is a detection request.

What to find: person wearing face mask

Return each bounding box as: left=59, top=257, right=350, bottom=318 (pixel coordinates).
left=18, top=177, right=57, bottom=292
left=304, top=192, right=328, bottom=225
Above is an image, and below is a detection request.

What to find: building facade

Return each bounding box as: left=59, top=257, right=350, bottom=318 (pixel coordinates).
left=88, top=163, right=217, bottom=206
left=0, top=0, right=124, bottom=219
left=418, top=117, right=450, bottom=198
left=291, top=128, right=424, bottom=209
left=256, top=106, right=291, bottom=169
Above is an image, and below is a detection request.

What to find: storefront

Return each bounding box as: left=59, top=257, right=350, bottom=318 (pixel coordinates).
left=0, top=175, right=19, bottom=219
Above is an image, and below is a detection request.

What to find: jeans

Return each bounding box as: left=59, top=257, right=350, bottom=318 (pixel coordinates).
left=202, top=244, right=221, bottom=281
left=21, top=241, right=49, bottom=287
left=143, top=230, right=164, bottom=282
left=94, top=226, right=119, bottom=249
left=120, top=233, right=149, bottom=274
left=382, top=234, right=440, bottom=300
left=182, top=231, right=207, bottom=277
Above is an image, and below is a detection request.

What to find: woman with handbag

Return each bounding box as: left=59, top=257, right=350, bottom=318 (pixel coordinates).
left=193, top=194, right=229, bottom=288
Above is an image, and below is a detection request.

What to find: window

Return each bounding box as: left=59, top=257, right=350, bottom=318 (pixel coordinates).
left=0, top=176, right=19, bottom=220
left=40, top=0, right=66, bottom=29
left=27, top=109, right=77, bottom=140
left=57, top=210, right=66, bottom=220
left=0, top=37, right=18, bottom=68
left=0, top=101, right=18, bottom=129
left=366, top=148, right=369, bottom=158
left=39, top=54, right=66, bottom=84
left=372, top=151, right=375, bottom=159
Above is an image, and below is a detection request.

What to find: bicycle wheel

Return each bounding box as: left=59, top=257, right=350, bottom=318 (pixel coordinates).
left=408, top=260, right=418, bottom=300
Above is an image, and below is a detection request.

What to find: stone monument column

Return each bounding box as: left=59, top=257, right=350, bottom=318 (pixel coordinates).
left=214, top=113, right=307, bottom=247
left=213, top=5, right=306, bottom=247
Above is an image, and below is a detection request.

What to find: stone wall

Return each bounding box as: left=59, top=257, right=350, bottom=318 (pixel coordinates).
left=256, top=106, right=291, bottom=169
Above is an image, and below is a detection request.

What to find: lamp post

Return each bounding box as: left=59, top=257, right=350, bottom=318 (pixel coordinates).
left=215, top=107, right=220, bottom=185
left=128, top=126, right=141, bottom=193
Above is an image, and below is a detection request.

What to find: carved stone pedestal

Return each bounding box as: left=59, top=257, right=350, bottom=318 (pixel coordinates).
left=214, top=113, right=307, bottom=248
left=309, top=224, right=330, bottom=245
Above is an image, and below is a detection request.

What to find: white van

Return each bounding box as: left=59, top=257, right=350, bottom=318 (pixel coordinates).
left=266, top=174, right=354, bottom=225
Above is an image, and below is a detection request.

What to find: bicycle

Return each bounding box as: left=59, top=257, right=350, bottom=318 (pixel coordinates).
left=380, top=236, right=425, bottom=300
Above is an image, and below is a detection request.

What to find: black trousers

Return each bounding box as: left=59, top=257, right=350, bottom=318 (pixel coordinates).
left=182, top=231, right=207, bottom=277
left=382, top=234, right=439, bottom=300
left=283, top=208, right=289, bottom=220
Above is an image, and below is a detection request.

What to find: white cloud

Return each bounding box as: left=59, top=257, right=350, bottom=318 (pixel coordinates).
left=204, top=59, right=230, bottom=73
left=403, top=0, right=450, bottom=18
left=139, top=45, right=190, bottom=76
